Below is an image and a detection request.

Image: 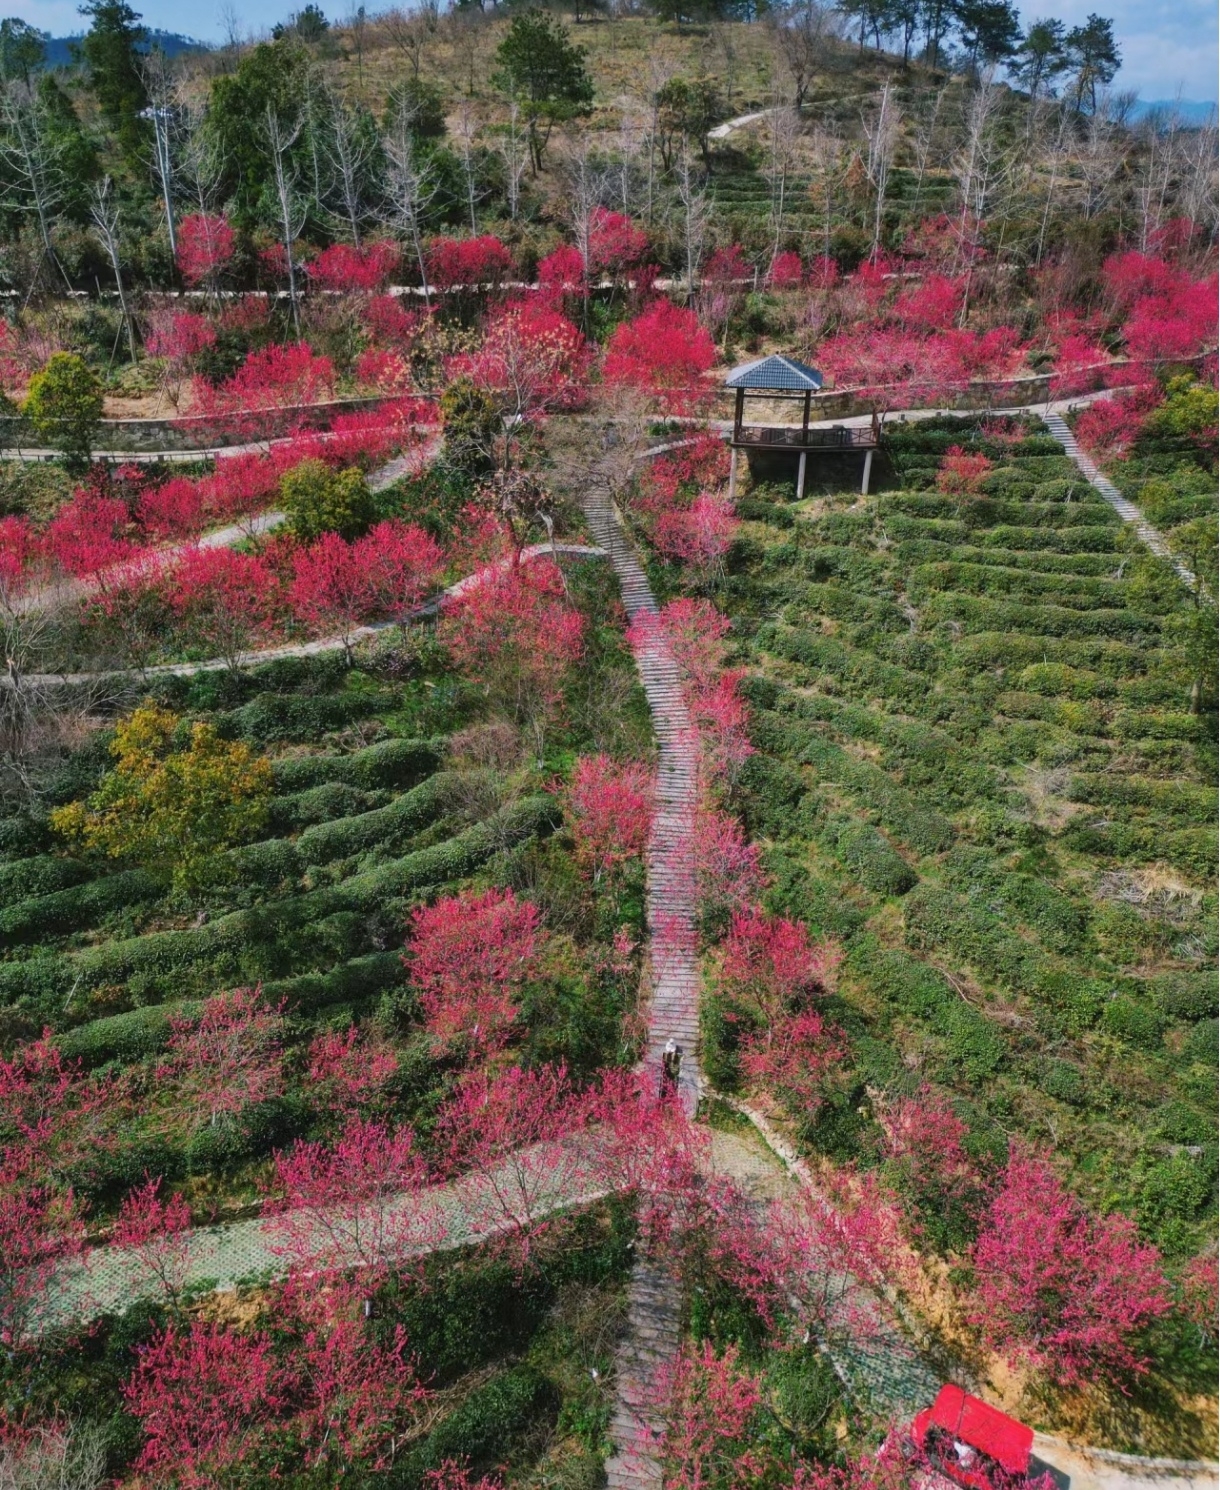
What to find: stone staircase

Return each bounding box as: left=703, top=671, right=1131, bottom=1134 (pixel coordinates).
left=1042, top=412, right=1201, bottom=591
left=583, top=485, right=702, bottom=1490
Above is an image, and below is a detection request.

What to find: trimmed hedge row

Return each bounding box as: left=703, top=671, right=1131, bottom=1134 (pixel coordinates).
left=909, top=561, right=1139, bottom=611
left=756, top=710, right=955, bottom=855
left=217, top=689, right=407, bottom=745
left=1058, top=821, right=1216, bottom=879
left=0, top=796, right=559, bottom=1020
left=879, top=493, right=1116, bottom=529
left=1069, top=773, right=1217, bottom=821
left=894, top=540, right=1122, bottom=577
left=827, top=818, right=918, bottom=896
left=921, top=593, right=1161, bottom=641
left=759, top=625, right=932, bottom=709
left=56, top=951, right=409, bottom=1068
left=954, top=632, right=1153, bottom=679
left=903, top=882, right=1109, bottom=1033
left=0, top=868, right=164, bottom=946
left=886, top=515, right=1122, bottom=554
left=940, top=847, right=1088, bottom=953
left=271, top=735, right=444, bottom=793
left=0, top=855, right=91, bottom=905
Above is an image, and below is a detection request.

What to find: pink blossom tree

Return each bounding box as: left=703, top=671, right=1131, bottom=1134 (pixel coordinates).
left=969, top=1148, right=1171, bottom=1385
left=603, top=300, right=716, bottom=415
left=306, top=1024, right=400, bottom=1119
left=436, top=1063, right=596, bottom=1261
left=122, top=1318, right=284, bottom=1488
left=160, top=986, right=285, bottom=1135
left=266, top=1118, right=440, bottom=1279
left=110, top=1174, right=193, bottom=1306
left=563, top=754, right=654, bottom=885
left=652, top=1342, right=768, bottom=1490
left=440, top=561, right=584, bottom=748
left=405, top=886, right=542, bottom=1056
left=176, top=213, right=235, bottom=290
left=164, top=546, right=277, bottom=668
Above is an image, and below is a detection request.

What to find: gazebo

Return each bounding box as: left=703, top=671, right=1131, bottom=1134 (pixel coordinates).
left=725, top=354, right=880, bottom=500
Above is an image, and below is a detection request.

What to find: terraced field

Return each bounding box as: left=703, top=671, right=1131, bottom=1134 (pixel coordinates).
left=715, top=418, right=1217, bottom=1392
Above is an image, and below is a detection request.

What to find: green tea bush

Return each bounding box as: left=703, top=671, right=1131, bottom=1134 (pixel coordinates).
left=1150, top=973, right=1218, bottom=1022
left=1101, top=994, right=1166, bottom=1049
left=830, top=819, right=917, bottom=896
left=271, top=735, right=444, bottom=792
left=0, top=869, right=164, bottom=945
left=0, top=855, right=91, bottom=903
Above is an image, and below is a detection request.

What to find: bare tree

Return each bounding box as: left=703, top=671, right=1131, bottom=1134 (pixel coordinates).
left=264, top=105, right=307, bottom=334
left=1033, top=99, right=1072, bottom=264
left=673, top=142, right=710, bottom=302
left=452, top=100, right=485, bottom=234
left=952, top=74, right=1012, bottom=317
left=0, top=1417, right=107, bottom=1490
left=773, top=0, right=838, bottom=109
left=140, top=50, right=178, bottom=259
left=1074, top=94, right=1124, bottom=222
left=0, top=81, right=71, bottom=285
left=324, top=89, right=377, bottom=244
left=89, top=176, right=136, bottom=364
left=861, top=79, right=900, bottom=261
left=566, top=146, right=611, bottom=327
left=766, top=100, right=802, bottom=267
left=380, top=5, right=437, bottom=80
left=495, top=98, right=529, bottom=223
left=384, top=99, right=440, bottom=303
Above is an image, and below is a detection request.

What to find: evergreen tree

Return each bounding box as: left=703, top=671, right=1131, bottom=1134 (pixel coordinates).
left=493, top=11, right=593, bottom=174
left=957, top=0, right=1021, bottom=68
left=0, top=18, right=47, bottom=85
left=1012, top=17, right=1068, bottom=96
left=1066, top=12, right=1120, bottom=113
left=78, top=0, right=149, bottom=162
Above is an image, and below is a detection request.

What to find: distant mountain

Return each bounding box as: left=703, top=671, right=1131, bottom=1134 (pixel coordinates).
left=41, top=29, right=210, bottom=68
left=1129, top=99, right=1217, bottom=126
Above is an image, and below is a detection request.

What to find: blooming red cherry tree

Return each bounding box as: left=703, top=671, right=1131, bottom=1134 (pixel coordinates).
left=175, top=213, right=235, bottom=290
left=289, top=519, right=444, bottom=658
left=123, top=1318, right=284, bottom=1488
left=405, top=886, right=542, bottom=1056
left=440, top=561, right=584, bottom=748
left=165, top=546, right=277, bottom=668
left=563, top=754, right=654, bottom=885
left=161, top=986, right=285, bottom=1135
left=266, top=1117, right=441, bottom=1279
left=111, top=1174, right=193, bottom=1306
left=603, top=300, right=716, bottom=415
left=969, top=1148, right=1171, bottom=1385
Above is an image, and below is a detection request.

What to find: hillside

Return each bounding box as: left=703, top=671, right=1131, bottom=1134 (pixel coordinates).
left=0, top=4, right=1215, bottom=1487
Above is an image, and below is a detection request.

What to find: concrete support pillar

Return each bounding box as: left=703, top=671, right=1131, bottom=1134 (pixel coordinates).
left=796, top=450, right=807, bottom=501
left=728, top=446, right=739, bottom=503
left=861, top=448, right=874, bottom=496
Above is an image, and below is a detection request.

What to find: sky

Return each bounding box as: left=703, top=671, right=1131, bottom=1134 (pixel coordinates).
left=5, top=0, right=1219, bottom=104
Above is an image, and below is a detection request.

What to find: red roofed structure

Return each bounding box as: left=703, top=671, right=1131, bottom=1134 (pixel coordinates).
left=912, top=1384, right=1035, bottom=1487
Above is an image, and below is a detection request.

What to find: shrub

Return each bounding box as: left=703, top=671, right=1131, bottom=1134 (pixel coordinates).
left=280, top=459, right=377, bottom=541
left=1183, top=1019, right=1218, bottom=1066
left=1101, top=995, right=1165, bottom=1050
left=830, top=819, right=917, bottom=896
left=50, top=704, right=273, bottom=896
left=1150, top=973, right=1218, bottom=1022
left=23, top=353, right=104, bottom=469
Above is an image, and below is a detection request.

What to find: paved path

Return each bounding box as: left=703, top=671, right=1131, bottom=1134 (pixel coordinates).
left=1041, top=412, right=1203, bottom=593
left=8, top=543, right=607, bottom=687
left=580, top=474, right=703, bottom=1490
left=707, top=107, right=775, bottom=139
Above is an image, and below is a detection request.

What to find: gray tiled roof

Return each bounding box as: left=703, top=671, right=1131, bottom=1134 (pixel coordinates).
left=724, top=354, right=824, bottom=391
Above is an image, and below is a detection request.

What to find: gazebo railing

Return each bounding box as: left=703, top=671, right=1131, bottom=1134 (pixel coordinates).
left=733, top=423, right=875, bottom=449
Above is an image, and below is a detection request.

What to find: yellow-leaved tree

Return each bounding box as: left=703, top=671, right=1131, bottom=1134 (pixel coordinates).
left=51, top=703, right=273, bottom=894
